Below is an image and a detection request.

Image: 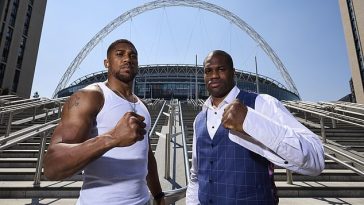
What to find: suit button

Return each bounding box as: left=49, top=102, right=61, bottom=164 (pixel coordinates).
left=209, top=199, right=213, bottom=203
left=284, top=161, right=288, bottom=164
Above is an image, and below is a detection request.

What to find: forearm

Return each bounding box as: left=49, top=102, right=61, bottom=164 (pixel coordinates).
left=243, top=106, right=325, bottom=175
left=186, top=163, right=200, bottom=204
left=186, top=127, right=200, bottom=205
left=44, top=134, right=114, bottom=180
left=146, top=154, right=162, bottom=196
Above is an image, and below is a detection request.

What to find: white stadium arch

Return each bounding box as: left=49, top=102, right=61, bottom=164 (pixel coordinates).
left=53, top=0, right=300, bottom=98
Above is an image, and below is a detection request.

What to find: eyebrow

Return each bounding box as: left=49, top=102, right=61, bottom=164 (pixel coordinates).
left=115, top=49, right=137, bottom=54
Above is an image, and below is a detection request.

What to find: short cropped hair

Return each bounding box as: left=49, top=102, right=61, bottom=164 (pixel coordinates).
left=204, top=50, right=234, bottom=69
left=107, top=39, right=137, bottom=56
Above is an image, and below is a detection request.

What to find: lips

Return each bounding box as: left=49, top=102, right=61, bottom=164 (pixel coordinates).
left=208, top=80, right=222, bottom=88
left=121, top=65, right=132, bottom=70
left=120, top=65, right=134, bottom=73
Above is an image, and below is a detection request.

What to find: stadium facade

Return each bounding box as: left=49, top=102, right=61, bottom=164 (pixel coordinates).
left=56, top=64, right=300, bottom=101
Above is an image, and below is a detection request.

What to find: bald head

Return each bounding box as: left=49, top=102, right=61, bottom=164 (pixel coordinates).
left=203, top=50, right=234, bottom=70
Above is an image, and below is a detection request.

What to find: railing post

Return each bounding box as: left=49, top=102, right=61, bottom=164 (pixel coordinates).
left=57, top=103, right=62, bottom=118
left=165, top=132, right=171, bottom=179
left=320, top=116, right=326, bottom=143
left=33, top=107, right=37, bottom=121
left=33, top=131, right=47, bottom=187
left=331, top=118, right=336, bottom=128
left=44, top=108, right=49, bottom=123
left=165, top=103, right=174, bottom=179
left=179, top=102, right=191, bottom=184
left=5, top=112, right=13, bottom=137
left=304, top=112, right=307, bottom=122
left=286, top=169, right=293, bottom=184
left=0, top=113, right=4, bottom=124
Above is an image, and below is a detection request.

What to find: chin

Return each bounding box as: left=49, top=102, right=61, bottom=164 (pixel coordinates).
left=210, top=92, right=227, bottom=98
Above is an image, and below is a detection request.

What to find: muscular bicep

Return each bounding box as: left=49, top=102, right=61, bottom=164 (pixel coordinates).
left=50, top=90, right=103, bottom=145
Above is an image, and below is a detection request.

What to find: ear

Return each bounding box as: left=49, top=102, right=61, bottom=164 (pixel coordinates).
left=104, top=59, right=109, bottom=68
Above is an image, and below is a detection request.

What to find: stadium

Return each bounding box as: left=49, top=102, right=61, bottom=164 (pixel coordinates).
left=1, top=1, right=364, bottom=204
left=56, top=64, right=300, bottom=101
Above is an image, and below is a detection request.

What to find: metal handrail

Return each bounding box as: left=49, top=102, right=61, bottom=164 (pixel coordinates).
left=148, top=100, right=166, bottom=137
left=1, top=98, right=41, bottom=106
left=179, top=101, right=191, bottom=184
left=286, top=101, right=364, bottom=123
left=0, top=98, right=67, bottom=118
left=334, top=101, right=364, bottom=110
left=284, top=103, right=364, bottom=128
left=324, top=144, right=364, bottom=167
left=0, top=119, right=60, bottom=150
left=324, top=153, right=364, bottom=176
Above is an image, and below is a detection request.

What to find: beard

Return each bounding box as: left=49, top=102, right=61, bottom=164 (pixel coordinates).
left=207, top=86, right=230, bottom=98
left=206, top=80, right=235, bottom=98
left=110, top=70, right=137, bottom=83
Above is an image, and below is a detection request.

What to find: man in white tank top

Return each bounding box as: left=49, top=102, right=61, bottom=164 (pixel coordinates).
left=44, top=39, right=165, bottom=205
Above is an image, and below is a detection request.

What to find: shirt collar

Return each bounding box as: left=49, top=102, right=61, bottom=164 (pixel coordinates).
left=203, top=86, right=240, bottom=111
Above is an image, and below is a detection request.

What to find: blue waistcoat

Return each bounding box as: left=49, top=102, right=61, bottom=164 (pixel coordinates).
left=196, top=91, right=274, bottom=205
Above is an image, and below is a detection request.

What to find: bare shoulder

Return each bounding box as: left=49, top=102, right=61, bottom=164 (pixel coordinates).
left=63, top=84, right=104, bottom=117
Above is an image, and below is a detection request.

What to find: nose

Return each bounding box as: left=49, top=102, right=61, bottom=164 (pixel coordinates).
left=210, top=70, right=220, bottom=79
left=123, top=55, right=131, bottom=63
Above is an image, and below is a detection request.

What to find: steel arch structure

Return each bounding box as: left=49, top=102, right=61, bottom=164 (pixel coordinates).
left=53, top=0, right=300, bottom=98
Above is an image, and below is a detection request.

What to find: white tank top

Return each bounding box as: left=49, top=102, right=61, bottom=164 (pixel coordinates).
left=76, top=82, right=151, bottom=205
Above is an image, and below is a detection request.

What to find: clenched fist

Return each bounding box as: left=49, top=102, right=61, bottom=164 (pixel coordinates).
left=107, top=112, right=147, bottom=147
left=222, top=99, right=248, bottom=134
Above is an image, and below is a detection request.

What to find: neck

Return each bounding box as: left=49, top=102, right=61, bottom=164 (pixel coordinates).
left=211, top=96, right=224, bottom=107
left=210, top=87, right=234, bottom=107
left=105, top=81, right=136, bottom=103
left=105, top=80, right=133, bottom=97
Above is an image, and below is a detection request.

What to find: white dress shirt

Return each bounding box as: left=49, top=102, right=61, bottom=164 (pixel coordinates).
left=186, top=86, right=325, bottom=205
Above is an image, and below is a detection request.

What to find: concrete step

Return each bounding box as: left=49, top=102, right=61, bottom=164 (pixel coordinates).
left=2, top=198, right=364, bottom=205
left=0, top=150, right=42, bottom=158
left=0, top=168, right=82, bottom=181
left=273, top=169, right=364, bottom=182
left=8, top=142, right=50, bottom=150
left=276, top=181, right=364, bottom=197
left=2, top=167, right=361, bottom=182
left=1, top=181, right=363, bottom=198
left=0, top=158, right=38, bottom=168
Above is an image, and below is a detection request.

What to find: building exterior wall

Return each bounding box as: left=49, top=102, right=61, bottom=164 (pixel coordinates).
left=339, top=0, right=364, bottom=103
left=0, top=0, right=47, bottom=98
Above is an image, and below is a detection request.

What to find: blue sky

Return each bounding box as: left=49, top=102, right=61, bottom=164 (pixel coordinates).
left=32, top=0, right=351, bottom=102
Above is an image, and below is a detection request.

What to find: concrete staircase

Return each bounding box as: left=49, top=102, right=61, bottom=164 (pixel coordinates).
left=180, top=100, right=364, bottom=201
left=0, top=97, right=168, bottom=202
left=1, top=97, right=364, bottom=204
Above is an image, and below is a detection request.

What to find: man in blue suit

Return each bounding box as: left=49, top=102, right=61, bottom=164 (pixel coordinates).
left=186, top=50, right=324, bottom=205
